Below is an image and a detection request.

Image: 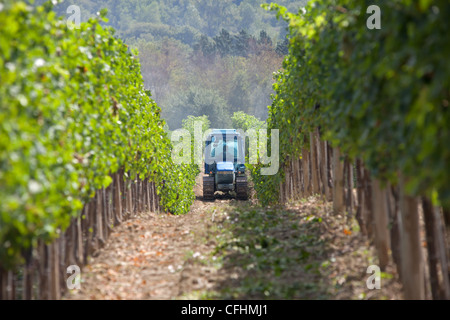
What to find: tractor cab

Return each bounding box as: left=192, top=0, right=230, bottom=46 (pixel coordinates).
left=203, top=129, right=248, bottom=200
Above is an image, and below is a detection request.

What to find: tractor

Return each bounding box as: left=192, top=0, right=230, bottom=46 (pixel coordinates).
left=203, top=129, right=248, bottom=200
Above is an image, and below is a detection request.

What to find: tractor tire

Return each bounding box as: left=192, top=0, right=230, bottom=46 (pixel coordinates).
left=203, top=176, right=215, bottom=201
left=236, top=176, right=248, bottom=200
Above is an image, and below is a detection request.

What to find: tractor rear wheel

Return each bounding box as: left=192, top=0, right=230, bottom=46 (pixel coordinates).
left=203, top=176, right=215, bottom=201
left=236, top=176, right=248, bottom=200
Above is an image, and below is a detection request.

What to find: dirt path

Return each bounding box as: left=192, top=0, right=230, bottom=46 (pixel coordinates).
left=65, top=175, right=403, bottom=300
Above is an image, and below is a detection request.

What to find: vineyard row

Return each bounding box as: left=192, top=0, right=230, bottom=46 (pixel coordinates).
left=251, top=0, right=450, bottom=299
left=278, top=129, right=450, bottom=299
left=0, top=172, right=160, bottom=299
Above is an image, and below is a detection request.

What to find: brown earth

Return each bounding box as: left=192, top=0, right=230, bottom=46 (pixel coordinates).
left=64, top=174, right=403, bottom=300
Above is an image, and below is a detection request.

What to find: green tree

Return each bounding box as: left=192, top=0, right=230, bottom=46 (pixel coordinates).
left=233, top=29, right=251, bottom=57
left=214, top=29, right=233, bottom=57
left=227, top=72, right=252, bottom=114
left=165, top=87, right=231, bottom=129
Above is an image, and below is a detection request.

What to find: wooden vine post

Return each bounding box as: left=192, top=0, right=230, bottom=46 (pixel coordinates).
left=332, top=147, right=345, bottom=214
left=399, top=178, right=425, bottom=299
left=371, top=179, right=391, bottom=270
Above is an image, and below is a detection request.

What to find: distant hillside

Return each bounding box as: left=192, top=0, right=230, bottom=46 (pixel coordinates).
left=32, top=0, right=308, bottom=128
left=38, top=0, right=307, bottom=46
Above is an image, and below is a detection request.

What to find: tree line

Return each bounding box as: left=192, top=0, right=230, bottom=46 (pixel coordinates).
left=36, top=0, right=308, bottom=46
left=32, top=0, right=298, bottom=130
left=194, top=29, right=288, bottom=59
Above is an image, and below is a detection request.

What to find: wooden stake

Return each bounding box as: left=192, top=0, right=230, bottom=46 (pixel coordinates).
left=443, top=208, right=450, bottom=228
left=51, top=241, right=60, bottom=300
left=96, top=190, right=105, bottom=248
left=355, top=159, right=367, bottom=235
left=387, top=185, right=402, bottom=281
left=146, top=180, right=151, bottom=211
left=310, top=132, right=320, bottom=195
left=83, top=201, right=92, bottom=261
left=76, top=214, right=83, bottom=266
left=327, top=143, right=333, bottom=197
left=363, top=168, right=374, bottom=240
left=302, top=148, right=311, bottom=197
left=435, top=207, right=450, bottom=299
left=399, top=179, right=425, bottom=299
left=320, top=140, right=329, bottom=200
left=344, top=159, right=354, bottom=218
left=102, top=187, right=109, bottom=238
left=371, top=179, right=391, bottom=270
left=113, top=173, right=122, bottom=226
left=422, top=197, right=442, bottom=299
left=135, top=175, right=139, bottom=213
left=0, top=268, right=7, bottom=300
left=332, top=147, right=345, bottom=214
left=22, top=263, right=33, bottom=300
left=150, top=182, right=155, bottom=212
left=130, top=178, right=135, bottom=214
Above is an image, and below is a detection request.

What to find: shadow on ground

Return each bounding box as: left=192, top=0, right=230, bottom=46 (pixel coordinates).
left=179, top=196, right=403, bottom=300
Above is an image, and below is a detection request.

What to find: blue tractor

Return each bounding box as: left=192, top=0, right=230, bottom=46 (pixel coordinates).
left=203, top=129, right=248, bottom=200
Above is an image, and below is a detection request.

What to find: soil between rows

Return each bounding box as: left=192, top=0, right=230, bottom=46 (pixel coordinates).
left=64, top=175, right=403, bottom=300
